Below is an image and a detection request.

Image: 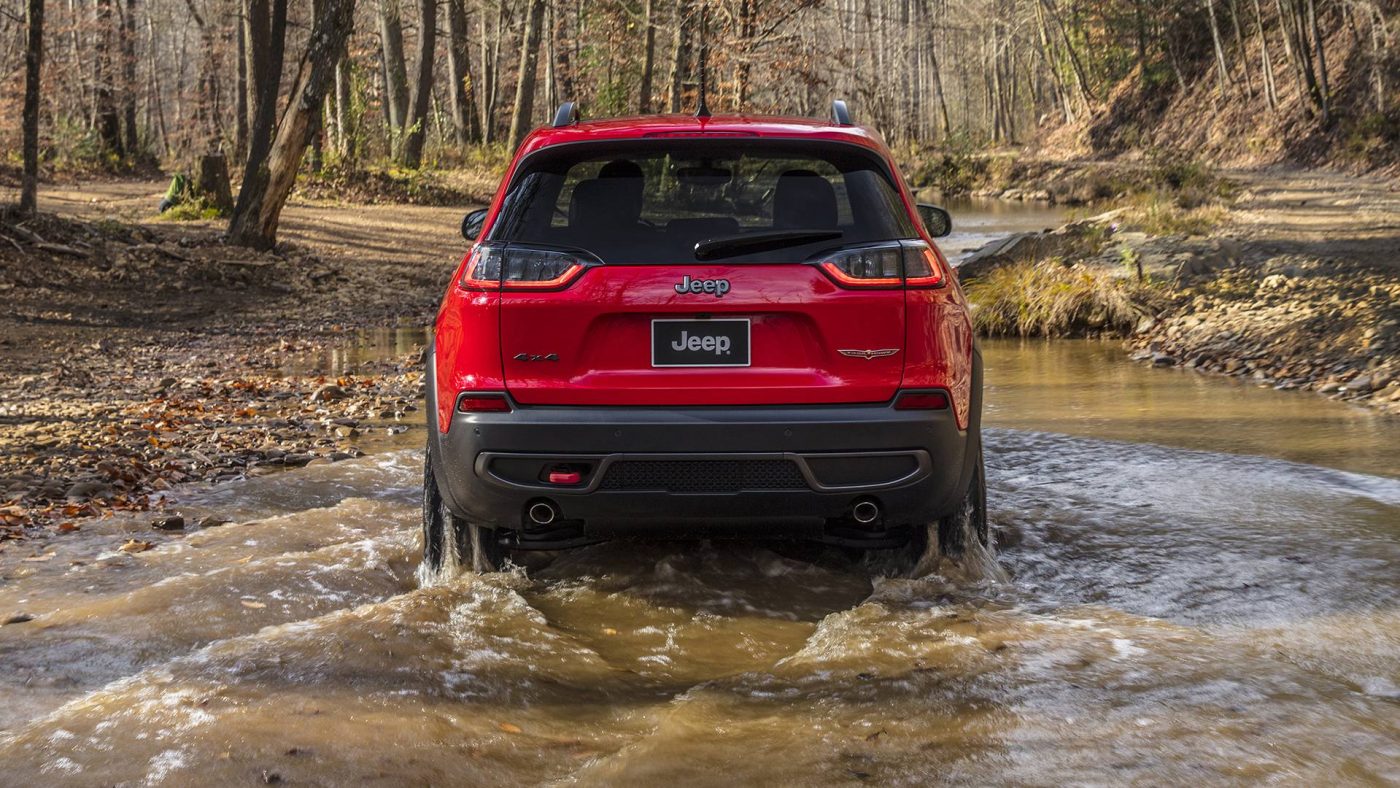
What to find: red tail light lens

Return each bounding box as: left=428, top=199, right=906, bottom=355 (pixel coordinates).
left=459, top=243, right=596, bottom=291
left=903, top=244, right=945, bottom=288
left=818, top=246, right=904, bottom=288
left=814, top=242, right=946, bottom=289
left=456, top=393, right=512, bottom=413
left=894, top=391, right=950, bottom=410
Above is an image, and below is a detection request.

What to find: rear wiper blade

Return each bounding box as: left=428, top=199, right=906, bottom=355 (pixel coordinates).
left=694, top=230, right=844, bottom=261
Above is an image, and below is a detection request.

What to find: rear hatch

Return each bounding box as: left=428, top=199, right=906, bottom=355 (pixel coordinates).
left=480, top=139, right=920, bottom=406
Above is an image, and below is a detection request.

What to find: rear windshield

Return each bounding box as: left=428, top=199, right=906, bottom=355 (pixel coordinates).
left=488, top=140, right=918, bottom=264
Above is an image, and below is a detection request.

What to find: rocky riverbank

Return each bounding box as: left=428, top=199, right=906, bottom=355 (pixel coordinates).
left=0, top=195, right=454, bottom=541
left=959, top=167, right=1400, bottom=415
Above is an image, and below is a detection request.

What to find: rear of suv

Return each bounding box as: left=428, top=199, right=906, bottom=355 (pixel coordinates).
left=424, top=103, right=985, bottom=573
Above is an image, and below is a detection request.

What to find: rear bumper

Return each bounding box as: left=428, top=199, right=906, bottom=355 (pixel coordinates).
left=428, top=396, right=974, bottom=534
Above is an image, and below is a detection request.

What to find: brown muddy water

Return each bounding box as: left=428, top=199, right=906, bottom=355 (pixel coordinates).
left=2, top=208, right=1399, bottom=784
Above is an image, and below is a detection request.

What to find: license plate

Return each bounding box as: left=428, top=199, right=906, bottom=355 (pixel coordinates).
left=651, top=319, right=751, bottom=367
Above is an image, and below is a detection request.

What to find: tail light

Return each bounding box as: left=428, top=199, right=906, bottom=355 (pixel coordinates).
left=459, top=243, right=598, bottom=291
left=814, top=242, right=945, bottom=289
left=457, top=393, right=512, bottom=412
left=894, top=391, right=950, bottom=410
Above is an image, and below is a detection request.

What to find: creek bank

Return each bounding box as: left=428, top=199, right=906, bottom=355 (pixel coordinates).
left=0, top=208, right=441, bottom=542
left=957, top=168, right=1400, bottom=415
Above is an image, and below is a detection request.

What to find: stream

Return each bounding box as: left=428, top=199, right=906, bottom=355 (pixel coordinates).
left=0, top=201, right=1396, bottom=785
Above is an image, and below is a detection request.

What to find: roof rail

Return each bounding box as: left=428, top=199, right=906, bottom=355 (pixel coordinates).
left=552, top=101, right=580, bottom=128
left=830, top=99, right=852, bottom=126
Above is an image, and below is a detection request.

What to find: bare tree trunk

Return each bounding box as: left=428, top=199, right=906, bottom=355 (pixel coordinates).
left=735, top=0, right=755, bottom=108
left=230, top=0, right=289, bottom=234
left=637, top=0, right=656, bottom=112
left=1305, top=0, right=1330, bottom=123
left=120, top=0, right=139, bottom=154
left=445, top=0, right=480, bottom=144
left=553, top=0, right=576, bottom=102
left=1252, top=0, right=1278, bottom=108
left=508, top=0, right=546, bottom=149
left=401, top=0, right=436, bottom=166
left=236, top=0, right=249, bottom=158
left=20, top=0, right=44, bottom=215
left=335, top=53, right=358, bottom=159
left=228, top=0, right=358, bottom=249
left=95, top=0, right=125, bottom=157
left=378, top=0, right=410, bottom=141
left=668, top=0, right=690, bottom=112
left=1204, top=0, right=1232, bottom=96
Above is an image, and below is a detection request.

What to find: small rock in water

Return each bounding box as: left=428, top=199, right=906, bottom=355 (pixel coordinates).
left=197, top=515, right=231, bottom=529
left=311, top=384, right=349, bottom=402
left=1151, top=353, right=1176, bottom=367
left=3, top=613, right=35, bottom=625
left=151, top=515, right=186, bottom=531
left=64, top=481, right=112, bottom=501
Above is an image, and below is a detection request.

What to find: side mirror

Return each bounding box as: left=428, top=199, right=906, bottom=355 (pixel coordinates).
left=917, top=204, right=952, bottom=238
left=461, top=208, right=488, bottom=241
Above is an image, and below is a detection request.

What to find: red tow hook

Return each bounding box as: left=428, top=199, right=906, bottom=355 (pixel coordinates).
left=545, top=466, right=585, bottom=485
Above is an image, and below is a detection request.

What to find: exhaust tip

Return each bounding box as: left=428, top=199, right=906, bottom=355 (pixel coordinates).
left=527, top=501, right=558, bottom=526
left=852, top=500, right=880, bottom=525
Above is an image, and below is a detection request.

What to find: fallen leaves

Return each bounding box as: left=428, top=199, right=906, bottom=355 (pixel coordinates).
left=497, top=722, right=523, bottom=734
left=118, top=539, right=154, bottom=554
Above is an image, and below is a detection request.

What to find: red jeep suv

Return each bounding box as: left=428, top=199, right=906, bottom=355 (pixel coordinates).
left=424, top=102, right=985, bottom=572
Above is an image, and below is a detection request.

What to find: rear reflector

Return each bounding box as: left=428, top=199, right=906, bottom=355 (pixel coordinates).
left=894, top=391, right=950, bottom=410
left=546, top=470, right=583, bottom=485
left=457, top=394, right=512, bottom=413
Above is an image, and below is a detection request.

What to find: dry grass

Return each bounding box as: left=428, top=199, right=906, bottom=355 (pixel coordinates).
left=965, top=260, right=1164, bottom=337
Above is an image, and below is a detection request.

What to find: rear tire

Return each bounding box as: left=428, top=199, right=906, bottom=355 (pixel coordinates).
left=422, top=445, right=505, bottom=574
left=902, top=442, right=989, bottom=573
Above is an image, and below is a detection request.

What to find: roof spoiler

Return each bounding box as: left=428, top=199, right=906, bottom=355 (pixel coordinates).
left=552, top=101, right=580, bottom=128
left=830, top=100, right=852, bottom=126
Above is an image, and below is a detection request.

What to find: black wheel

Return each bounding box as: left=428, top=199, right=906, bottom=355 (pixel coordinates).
left=935, top=446, right=988, bottom=555
left=422, top=445, right=505, bottom=574
left=901, top=442, right=989, bottom=573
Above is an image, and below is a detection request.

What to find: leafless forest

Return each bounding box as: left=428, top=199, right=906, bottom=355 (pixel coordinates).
left=2, top=0, right=1397, bottom=244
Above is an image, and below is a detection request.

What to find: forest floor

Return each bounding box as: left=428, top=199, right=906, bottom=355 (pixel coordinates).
left=0, top=165, right=1397, bottom=544
left=0, top=180, right=464, bottom=539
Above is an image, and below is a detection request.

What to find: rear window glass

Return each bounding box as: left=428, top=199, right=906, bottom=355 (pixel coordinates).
left=489, top=140, right=917, bottom=264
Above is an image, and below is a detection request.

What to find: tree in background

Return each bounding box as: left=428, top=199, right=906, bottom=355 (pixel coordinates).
left=19, top=0, right=45, bottom=215
left=399, top=0, right=435, bottom=167
left=227, top=0, right=357, bottom=248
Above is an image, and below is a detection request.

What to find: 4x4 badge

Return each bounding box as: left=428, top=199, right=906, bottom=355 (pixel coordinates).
left=838, top=348, right=899, bottom=360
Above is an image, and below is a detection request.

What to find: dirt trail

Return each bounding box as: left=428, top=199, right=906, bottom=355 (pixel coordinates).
left=30, top=179, right=472, bottom=268
left=1226, top=168, right=1400, bottom=267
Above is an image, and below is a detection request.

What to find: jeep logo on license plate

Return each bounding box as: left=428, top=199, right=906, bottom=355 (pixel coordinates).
left=651, top=319, right=751, bottom=367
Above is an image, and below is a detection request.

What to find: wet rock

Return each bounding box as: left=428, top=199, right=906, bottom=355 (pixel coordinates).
left=197, top=516, right=231, bottom=528
left=3, top=613, right=35, bottom=625
left=333, top=425, right=359, bottom=439
left=1344, top=375, right=1374, bottom=393
left=151, top=515, right=186, bottom=531
left=281, top=453, right=313, bottom=467
left=1151, top=353, right=1176, bottom=367
left=64, top=481, right=112, bottom=501
left=311, top=384, right=349, bottom=402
